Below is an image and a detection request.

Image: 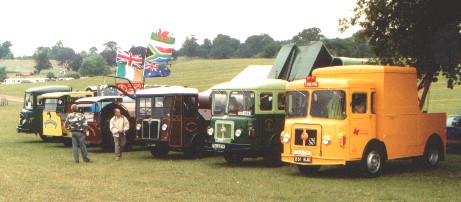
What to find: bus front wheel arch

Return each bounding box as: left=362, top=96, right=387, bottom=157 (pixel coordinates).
left=360, top=140, right=387, bottom=177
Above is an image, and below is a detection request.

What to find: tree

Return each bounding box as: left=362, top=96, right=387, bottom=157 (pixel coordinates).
left=211, top=34, right=240, bottom=59
left=291, top=28, right=325, bottom=44
left=55, top=47, right=76, bottom=69
left=33, top=47, right=52, bottom=73
left=340, top=0, right=461, bottom=109
left=0, top=66, right=7, bottom=82
left=259, top=42, right=283, bottom=58
left=197, top=38, right=213, bottom=58
left=129, top=46, right=147, bottom=59
left=68, top=54, right=83, bottom=71
left=100, top=41, right=118, bottom=67
left=323, top=30, right=374, bottom=58
left=89, top=47, right=98, bottom=55
left=46, top=72, right=56, bottom=80
left=78, top=55, right=111, bottom=76
left=240, top=34, right=275, bottom=58
left=0, top=41, right=13, bottom=59
left=103, top=41, right=118, bottom=52
left=50, top=40, right=64, bottom=59
left=181, top=36, right=200, bottom=57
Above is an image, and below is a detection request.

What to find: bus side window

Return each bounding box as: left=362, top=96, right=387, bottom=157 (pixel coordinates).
left=277, top=93, right=285, bottom=110
left=371, top=92, right=376, bottom=114
left=260, top=93, right=273, bottom=111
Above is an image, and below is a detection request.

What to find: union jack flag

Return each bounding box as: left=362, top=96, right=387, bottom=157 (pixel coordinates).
left=116, top=48, right=143, bottom=68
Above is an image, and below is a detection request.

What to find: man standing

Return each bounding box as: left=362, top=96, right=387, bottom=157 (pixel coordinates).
left=65, top=104, right=92, bottom=163
left=110, top=108, right=129, bottom=161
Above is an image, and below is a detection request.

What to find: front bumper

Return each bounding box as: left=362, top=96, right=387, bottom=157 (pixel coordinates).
left=281, top=153, right=347, bottom=166
left=206, top=142, right=252, bottom=153
left=16, top=127, right=34, bottom=134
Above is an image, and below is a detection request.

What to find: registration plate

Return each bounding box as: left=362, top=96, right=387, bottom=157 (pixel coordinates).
left=212, top=144, right=225, bottom=149
left=294, top=156, right=312, bottom=163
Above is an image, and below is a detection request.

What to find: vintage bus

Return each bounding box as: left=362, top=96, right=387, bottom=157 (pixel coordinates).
left=281, top=66, right=446, bottom=177
left=41, top=92, right=94, bottom=145
left=208, top=79, right=288, bottom=165
left=16, top=85, right=71, bottom=141
left=74, top=96, right=136, bottom=150
left=134, top=86, right=209, bottom=157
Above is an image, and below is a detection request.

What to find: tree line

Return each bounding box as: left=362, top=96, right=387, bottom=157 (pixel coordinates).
left=176, top=28, right=375, bottom=59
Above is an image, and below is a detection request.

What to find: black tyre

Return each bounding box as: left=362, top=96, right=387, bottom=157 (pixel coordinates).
left=361, top=144, right=386, bottom=177
left=38, top=133, right=52, bottom=142
left=297, top=165, right=321, bottom=175
left=263, top=140, right=283, bottom=167
left=224, top=152, right=244, bottom=164
left=422, top=137, right=442, bottom=168
left=150, top=146, right=169, bottom=157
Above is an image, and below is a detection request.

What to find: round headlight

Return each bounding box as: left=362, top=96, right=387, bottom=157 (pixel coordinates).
left=322, top=136, right=331, bottom=145
left=136, top=124, right=141, bottom=130
left=235, top=129, right=242, bottom=137
left=282, top=133, right=291, bottom=143
left=207, top=127, right=214, bottom=136
left=162, top=124, right=168, bottom=131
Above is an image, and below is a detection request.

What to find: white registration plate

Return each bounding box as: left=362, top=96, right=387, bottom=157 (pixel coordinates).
left=294, top=156, right=312, bottom=163
left=212, top=144, right=225, bottom=149
left=293, top=150, right=311, bottom=156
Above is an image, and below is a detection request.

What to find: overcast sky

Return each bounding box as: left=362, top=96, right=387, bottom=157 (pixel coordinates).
left=0, top=0, right=361, bottom=56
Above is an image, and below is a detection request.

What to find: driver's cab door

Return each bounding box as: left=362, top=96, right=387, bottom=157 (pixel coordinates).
left=43, top=98, right=65, bottom=137
left=169, top=95, right=183, bottom=146
left=349, top=89, right=376, bottom=159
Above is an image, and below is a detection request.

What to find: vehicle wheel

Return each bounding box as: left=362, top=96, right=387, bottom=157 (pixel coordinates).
left=63, top=138, right=72, bottom=147
left=263, top=140, right=283, bottom=167
left=297, top=165, right=321, bottom=175
left=422, top=137, right=442, bottom=168
left=361, top=144, right=386, bottom=177
left=224, top=152, right=244, bottom=164
left=150, top=146, right=169, bottom=158
left=38, top=133, right=52, bottom=142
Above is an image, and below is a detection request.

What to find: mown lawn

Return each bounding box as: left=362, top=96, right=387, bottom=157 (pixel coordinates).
left=1, top=102, right=461, bottom=201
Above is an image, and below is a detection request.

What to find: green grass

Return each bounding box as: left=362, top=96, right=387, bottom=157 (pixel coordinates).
left=0, top=58, right=274, bottom=97
left=1, top=102, right=461, bottom=201
left=1, top=58, right=461, bottom=200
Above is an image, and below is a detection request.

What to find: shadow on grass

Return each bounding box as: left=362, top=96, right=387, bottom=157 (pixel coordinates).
left=138, top=151, right=221, bottom=161
left=286, top=159, right=443, bottom=179
left=210, top=158, right=288, bottom=169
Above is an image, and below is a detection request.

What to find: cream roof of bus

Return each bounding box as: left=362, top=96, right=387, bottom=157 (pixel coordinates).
left=313, top=65, right=416, bottom=76
left=75, top=96, right=126, bottom=103
left=40, top=91, right=93, bottom=98
left=136, top=86, right=198, bottom=95
left=212, top=79, right=288, bottom=90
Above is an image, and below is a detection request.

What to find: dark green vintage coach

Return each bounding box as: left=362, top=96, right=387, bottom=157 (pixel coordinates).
left=16, top=85, right=71, bottom=141
left=208, top=79, right=288, bottom=165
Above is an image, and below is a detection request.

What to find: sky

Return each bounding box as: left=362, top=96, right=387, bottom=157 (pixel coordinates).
left=0, top=0, right=361, bottom=56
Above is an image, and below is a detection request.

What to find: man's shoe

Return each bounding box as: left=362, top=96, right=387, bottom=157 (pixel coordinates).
left=75, top=161, right=79, bottom=163
left=115, top=157, right=120, bottom=161
left=84, top=160, right=93, bottom=163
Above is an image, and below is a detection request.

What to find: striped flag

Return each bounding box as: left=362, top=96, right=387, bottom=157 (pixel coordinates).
left=116, top=48, right=142, bottom=81
left=145, top=29, right=175, bottom=63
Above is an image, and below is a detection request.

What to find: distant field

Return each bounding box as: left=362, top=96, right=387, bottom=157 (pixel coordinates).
left=0, top=59, right=67, bottom=78
left=1, top=58, right=460, bottom=114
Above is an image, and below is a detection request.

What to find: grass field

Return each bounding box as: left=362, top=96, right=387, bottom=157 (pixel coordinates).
left=1, top=102, right=461, bottom=201
left=1, top=58, right=461, bottom=201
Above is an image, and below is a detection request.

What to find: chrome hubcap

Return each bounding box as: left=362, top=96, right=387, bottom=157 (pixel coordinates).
left=367, top=151, right=381, bottom=173
left=428, top=146, right=439, bottom=165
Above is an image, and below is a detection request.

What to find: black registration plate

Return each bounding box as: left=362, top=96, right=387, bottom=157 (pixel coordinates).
left=294, top=156, right=312, bottom=163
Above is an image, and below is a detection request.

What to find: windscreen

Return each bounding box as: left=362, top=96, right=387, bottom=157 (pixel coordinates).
left=137, top=96, right=173, bottom=118
left=228, top=91, right=255, bottom=116
left=44, top=99, right=58, bottom=111
left=286, top=91, right=309, bottom=118
left=310, top=90, right=346, bottom=119
left=212, top=91, right=227, bottom=115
